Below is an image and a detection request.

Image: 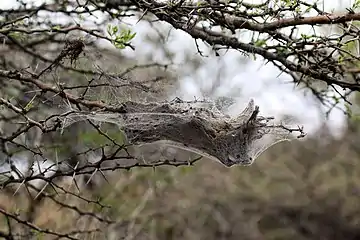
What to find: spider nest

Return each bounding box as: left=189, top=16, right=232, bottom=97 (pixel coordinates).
left=59, top=98, right=305, bottom=167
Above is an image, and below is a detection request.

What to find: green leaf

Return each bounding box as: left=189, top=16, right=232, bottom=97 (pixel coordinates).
left=24, top=94, right=37, bottom=111
left=52, top=25, right=61, bottom=30
left=8, top=32, right=26, bottom=41
left=106, top=25, right=136, bottom=50
left=254, top=39, right=267, bottom=47
left=300, top=33, right=312, bottom=40
left=352, top=0, right=360, bottom=9
left=107, top=24, right=112, bottom=36
left=344, top=104, right=352, bottom=116
left=112, top=25, right=118, bottom=34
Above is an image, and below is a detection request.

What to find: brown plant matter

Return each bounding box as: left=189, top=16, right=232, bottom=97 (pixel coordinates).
left=36, top=39, right=85, bottom=78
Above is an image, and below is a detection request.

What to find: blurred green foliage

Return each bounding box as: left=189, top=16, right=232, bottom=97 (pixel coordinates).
left=3, top=125, right=359, bottom=239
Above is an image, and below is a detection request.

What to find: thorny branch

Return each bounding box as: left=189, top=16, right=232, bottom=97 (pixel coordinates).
left=122, top=0, right=360, bottom=111
left=0, top=0, right=355, bottom=238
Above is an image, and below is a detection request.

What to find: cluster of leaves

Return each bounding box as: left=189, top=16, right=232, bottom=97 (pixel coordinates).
left=107, top=24, right=136, bottom=49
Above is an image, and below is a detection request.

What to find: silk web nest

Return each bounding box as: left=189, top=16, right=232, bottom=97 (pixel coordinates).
left=59, top=98, right=305, bottom=167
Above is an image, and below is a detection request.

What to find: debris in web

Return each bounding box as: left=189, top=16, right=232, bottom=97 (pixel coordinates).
left=58, top=98, right=305, bottom=167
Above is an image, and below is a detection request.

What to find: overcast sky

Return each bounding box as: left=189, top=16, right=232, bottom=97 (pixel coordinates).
left=0, top=0, right=355, bottom=137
